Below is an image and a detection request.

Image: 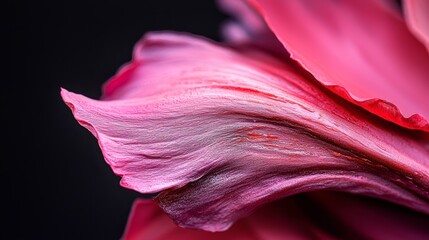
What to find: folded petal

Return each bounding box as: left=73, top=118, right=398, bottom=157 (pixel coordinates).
left=62, top=32, right=429, bottom=232
left=404, top=0, right=429, bottom=52
left=249, top=0, right=429, bottom=132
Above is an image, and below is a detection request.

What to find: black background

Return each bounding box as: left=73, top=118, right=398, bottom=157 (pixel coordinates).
left=10, top=1, right=227, bottom=239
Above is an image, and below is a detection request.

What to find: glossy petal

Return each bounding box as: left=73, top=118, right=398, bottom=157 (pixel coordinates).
left=404, top=0, right=429, bottom=52
left=62, top=33, right=429, bottom=231
left=249, top=0, right=429, bottom=132
left=122, top=193, right=429, bottom=240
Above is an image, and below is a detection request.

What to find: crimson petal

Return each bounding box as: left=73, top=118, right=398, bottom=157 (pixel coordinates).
left=249, top=0, right=429, bottom=132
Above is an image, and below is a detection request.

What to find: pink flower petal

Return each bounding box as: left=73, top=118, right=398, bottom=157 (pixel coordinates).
left=404, top=0, right=429, bottom=52
left=61, top=32, right=429, bottom=231
left=121, top=197, right=333, bottom=240
left=249, top=0, right=429, bottom=132
left=122, top=193, right=429, bottom=240
left=308, top=192, right=429, bottom=240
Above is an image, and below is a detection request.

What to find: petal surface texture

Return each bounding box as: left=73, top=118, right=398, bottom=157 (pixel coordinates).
left=122, top=193, right=429, bottom=240
left=249, top=0, right=429, bottom=131
left=404, top=0, right=429, bottom=52
left=62, top=33, right=429, bottom=231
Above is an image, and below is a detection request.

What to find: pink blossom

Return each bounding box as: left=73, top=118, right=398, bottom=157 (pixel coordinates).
left=62, top=0, right=429, bottom=239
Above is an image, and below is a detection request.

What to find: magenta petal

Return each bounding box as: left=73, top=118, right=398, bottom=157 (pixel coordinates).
left=122, top=193, right=429, bottom=240
left=121, top=197, right=333, bottom=240
left=62, top=33, right=429, bottom=232
left=308, top=192, right=429, bottom=240
left=404, top=0, right=429, bottom=52
left=249, top=0, right=429, bottom=132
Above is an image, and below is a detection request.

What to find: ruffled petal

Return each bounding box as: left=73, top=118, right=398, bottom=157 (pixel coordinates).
left=249, top=0, right=429, bottom=132
left=62, top=32, right=429, bottom=232
left=404, top=0, right=429, bottom=52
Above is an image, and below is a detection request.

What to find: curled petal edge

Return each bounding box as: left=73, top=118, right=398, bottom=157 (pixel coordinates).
left=248, top=0, right=429, bottom=133
left=62, top=32, right=429, bottom=232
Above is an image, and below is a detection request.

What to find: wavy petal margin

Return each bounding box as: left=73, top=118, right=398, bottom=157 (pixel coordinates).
left=61, top=33, right=429, bottom=232
left=249, top=0, right=429, bottom=132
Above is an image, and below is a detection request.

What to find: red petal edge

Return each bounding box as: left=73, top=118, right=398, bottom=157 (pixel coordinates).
left=248, top=0, right=429, bottom=132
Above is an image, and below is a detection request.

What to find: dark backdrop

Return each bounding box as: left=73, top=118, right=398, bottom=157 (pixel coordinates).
left=11, top=1, right=227, bottom=239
